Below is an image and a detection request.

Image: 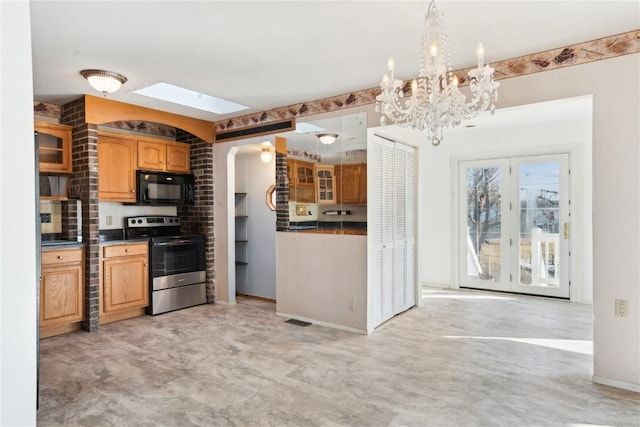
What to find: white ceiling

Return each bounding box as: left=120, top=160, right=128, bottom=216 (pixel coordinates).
left=30, top=1, right=639, bottom=123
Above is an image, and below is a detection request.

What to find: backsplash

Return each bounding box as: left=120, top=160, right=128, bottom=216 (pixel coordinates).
left=99, top=202, right=177, bottom=229
left=318, top=204, right=367, bottom=223
left=40, top=201, right=62, bottom=234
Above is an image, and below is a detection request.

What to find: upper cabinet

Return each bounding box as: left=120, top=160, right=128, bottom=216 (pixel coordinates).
left=315, top=164, right=336, bottom=204
left=287, top=159, right=315, bottom=202
left=137, top=139, right=190, bottom=173
left=35, top=121, right=72, bottom=174
left=98, top=133, right=137, bottom=202
left=336, top=163, right=367, bottom=204
left=98, top=132, right=192, bottom=202
left=291, top=159, right=314, bottom=186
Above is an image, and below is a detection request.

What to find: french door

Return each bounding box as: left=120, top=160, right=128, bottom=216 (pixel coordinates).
left=459, top=154, right=570, bottom=298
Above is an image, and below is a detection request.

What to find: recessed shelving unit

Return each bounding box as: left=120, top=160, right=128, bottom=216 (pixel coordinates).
left=235, top=192, right=249, bottom=293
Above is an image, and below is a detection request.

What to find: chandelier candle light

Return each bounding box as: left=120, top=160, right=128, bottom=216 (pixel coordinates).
left=376, top=0, right=499, bottom=146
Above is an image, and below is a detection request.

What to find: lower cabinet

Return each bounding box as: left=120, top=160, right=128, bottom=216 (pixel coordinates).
left=100, top=242, right=149, bottom=324
left=40, top=247, right=84, bottom=338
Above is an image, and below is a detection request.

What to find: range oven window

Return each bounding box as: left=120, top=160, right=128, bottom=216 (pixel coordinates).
left=152, top=238, right=205, bottom=277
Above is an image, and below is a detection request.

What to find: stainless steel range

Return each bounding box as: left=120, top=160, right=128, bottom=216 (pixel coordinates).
left=125, top=216, right=206, bottom=315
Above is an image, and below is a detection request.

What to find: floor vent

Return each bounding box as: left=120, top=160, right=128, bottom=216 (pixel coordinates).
left=285, top=319, right=311, bottom=327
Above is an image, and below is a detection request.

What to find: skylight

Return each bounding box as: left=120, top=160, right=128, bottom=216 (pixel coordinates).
left=294, top=122, right=327, bottom=134
left=133, top=82, right=249, bottom=115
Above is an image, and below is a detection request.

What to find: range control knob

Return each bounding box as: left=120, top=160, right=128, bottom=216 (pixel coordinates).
left=137, top=219, right=143, bottom=224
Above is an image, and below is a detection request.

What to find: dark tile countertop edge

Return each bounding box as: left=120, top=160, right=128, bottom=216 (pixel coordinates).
left=100, top=238, right=150, bottom=246
left=41, top=241, right=85, bottom=249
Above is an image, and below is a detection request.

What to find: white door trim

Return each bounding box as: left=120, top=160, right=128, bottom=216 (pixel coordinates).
left=452, top=143, right=587, bottom=302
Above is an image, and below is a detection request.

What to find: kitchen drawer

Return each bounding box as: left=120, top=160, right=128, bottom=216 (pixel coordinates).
left=103, top=243, right=148, bottom=258
left=42, top=248, right=83, bottom=266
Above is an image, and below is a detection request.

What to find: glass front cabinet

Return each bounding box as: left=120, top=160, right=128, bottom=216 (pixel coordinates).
left=35, top=121, right=72, bottom=174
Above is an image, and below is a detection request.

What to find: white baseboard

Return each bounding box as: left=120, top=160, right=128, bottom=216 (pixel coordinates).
left=213, top=299, right=237, bottom=306
left=592, top=375, right=640, bottom=393
left=276, top=311, right=367, bottom=335
left=422, top=282, right=451, bottom=289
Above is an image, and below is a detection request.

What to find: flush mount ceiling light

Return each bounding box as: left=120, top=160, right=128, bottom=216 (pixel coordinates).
left=80, top=69, right=127, bottom=95
left=260, top=141, right=274, bottom=163
left=376, top=0, right=499, bottom=146
left=316, top=133, right=338, bottom=145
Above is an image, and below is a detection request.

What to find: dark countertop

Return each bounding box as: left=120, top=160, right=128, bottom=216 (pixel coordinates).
left=41, top=240, right=85, bottom=249
left=100, top=237, right=150, bottom=246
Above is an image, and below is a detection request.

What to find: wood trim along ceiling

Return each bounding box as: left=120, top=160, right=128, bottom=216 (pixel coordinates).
left=215, top=30, right=640, bottom=133
left=84, top=95, right=215, bottom=143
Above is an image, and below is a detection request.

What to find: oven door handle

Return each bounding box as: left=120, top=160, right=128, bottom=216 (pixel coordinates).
left=153, top=239, right=200, bottom=247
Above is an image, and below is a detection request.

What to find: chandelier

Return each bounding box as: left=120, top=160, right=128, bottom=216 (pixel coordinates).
left=376, top=0, right=499, bottom=146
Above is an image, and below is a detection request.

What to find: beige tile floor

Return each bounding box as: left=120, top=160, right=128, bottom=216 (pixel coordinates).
left=37, top=288, right=640, bottom=426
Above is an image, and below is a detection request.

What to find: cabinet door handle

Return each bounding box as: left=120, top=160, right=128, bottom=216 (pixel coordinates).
left=131, top=189, right=135, bottom=193
left=144, top=263, right=148, bottom=266
left=125, top=249, right=130, bottom=253
left=57, top=255, right=63, bottom=259
left=168, top=162, right=173, bottom=165
left=160, top=161, right=165, bottom=164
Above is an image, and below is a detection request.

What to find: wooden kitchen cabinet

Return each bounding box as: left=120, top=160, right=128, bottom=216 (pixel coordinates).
left=288, top=159, right=315, bottom=202
left=315, top=164, right=336, bottom=204
left=100, top=242, right=149, bottom=324
left=337, top=163, right=367, bottom=204
left=35, top=121, right=73, bottom=174
left=98, top=133, right=137, bottom=202
left=138, top=139, right=190, bottom=173
left=288, top=159, right=314, bottom=186
left=40, top=247, right=84, bottom=338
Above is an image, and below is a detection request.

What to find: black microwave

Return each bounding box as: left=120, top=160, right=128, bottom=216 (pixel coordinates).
left=136, top=171, right=195, bottom=205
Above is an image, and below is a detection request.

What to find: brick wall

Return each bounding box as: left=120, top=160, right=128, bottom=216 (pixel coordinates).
left=275, top=152, right=290, bottom=231
left=61, top=98, right=100, bottom=332
left=176, top=130, right=216, bottom=303
left=60, top=200, right=79, bottom=241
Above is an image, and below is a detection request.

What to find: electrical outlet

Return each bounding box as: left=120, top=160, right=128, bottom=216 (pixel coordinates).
left=349, top=298, right=356, bottom=311
left=615, top=299, right=629, bottom=317
left=106, top=215, right=113, bottom=226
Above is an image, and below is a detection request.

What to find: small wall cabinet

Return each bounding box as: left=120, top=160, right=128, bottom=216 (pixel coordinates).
left=40, top=247, right=84, bottom=338
left=35, top=121, right=72, bottom=174
left=288, top=159, right=316, bottom=202
left=315, top=164, right=336, bottom=204
left=137, top=139, right=190, bottom=173
left=100, top=242, right=149, bottom=324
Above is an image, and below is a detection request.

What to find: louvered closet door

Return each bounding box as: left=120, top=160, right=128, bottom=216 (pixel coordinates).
left=393, top=143, right=416, bottom=314
left=369, top=137, right=394, bottom=326
left=368, top=136, right=417, bottom=330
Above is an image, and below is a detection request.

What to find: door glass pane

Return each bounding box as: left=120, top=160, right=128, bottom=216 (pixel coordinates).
left=464, top=167, right=502, bottom=281
left=518, top=162, right=560, bottom=287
